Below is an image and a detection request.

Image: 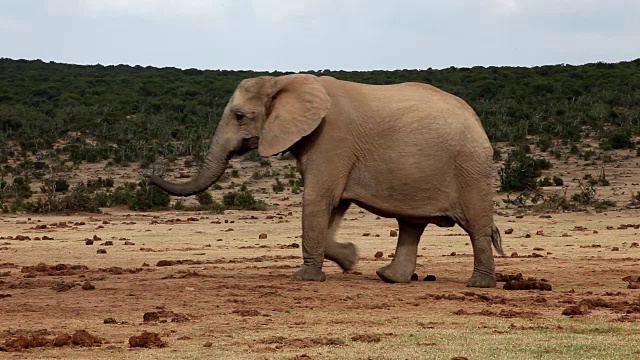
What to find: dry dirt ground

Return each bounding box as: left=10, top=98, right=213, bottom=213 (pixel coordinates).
left=2, top=146, right=640, bottom=359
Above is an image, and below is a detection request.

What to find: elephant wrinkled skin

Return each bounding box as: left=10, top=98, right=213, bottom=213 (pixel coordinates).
left=148, top=74, right=503, bottom=288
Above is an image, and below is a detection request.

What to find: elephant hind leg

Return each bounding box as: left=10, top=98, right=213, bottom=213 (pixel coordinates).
left=457, top=218, right=497, bottom=288
left=376, top=219, right=426, bottom=283
left=324, top=200, right=358, bottom=271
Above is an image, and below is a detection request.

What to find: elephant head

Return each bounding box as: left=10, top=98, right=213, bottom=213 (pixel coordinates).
left=149, top=74, right=331, bottom=196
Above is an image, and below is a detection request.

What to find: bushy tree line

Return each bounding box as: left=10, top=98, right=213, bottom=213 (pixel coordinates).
left=1, top=57, right=640, bottom=165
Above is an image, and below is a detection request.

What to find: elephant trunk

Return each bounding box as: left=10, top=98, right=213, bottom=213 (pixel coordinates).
left=149, top=136, right=232, bottom=197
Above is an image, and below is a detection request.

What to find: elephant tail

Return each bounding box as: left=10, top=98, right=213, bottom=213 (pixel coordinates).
left=491, top=224, right=504, bottom=256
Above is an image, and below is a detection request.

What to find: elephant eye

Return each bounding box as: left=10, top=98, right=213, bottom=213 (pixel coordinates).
left=234, top=111, right=245, bottom=122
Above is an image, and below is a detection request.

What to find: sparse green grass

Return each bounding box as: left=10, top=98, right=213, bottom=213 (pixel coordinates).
left=27, top=318, right=640, bottom=360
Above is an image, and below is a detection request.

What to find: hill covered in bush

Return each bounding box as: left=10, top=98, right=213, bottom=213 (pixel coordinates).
left=1, top=57, right=640, bottom=166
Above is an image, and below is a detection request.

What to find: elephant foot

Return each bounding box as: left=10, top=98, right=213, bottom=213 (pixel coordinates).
left=376, top=263, right=414, bottom=283
left=292, top=266, right=326, bottom=282
left=466, top=272, right=496, bottom=288
left=325, top=242, right=358, bottom=271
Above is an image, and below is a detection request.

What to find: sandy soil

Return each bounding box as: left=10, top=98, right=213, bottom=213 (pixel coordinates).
left=1, top=145, right=640, bottom=359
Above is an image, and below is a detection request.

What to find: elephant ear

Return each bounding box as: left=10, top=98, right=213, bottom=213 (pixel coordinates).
left=258, top=75, right=331, bottom=157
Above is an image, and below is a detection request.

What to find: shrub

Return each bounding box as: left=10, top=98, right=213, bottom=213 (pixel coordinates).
left=242, top=150, right=262, bottom=162
left=272, top=178, right=285, bottom=193
left=502, top=191, right=543, bottom=208
left=571, top=183, right=597, bottom=205
left=86, top=177, right=114, bottom=191
left=173, top=199, right=185, bottom=210
left=499, top=150, right=551, bottom=192
left=196, top=191, right=214, bottom=206
left=492, top=145, right=502, bottom=161
left=222, top=190, right=266, bottom=210
left=128, top=183, right=170, bottom=211
left=552, top=176, right=564, bottom=186
left=535, top=190, right=574, bottom=211
left=538, top=177, right=553, bottom=187
left=42, top=178, right=70, bottom=193
left=570, top=145, right=579, bottom=154
left=22, top=185, right=102, bottom=213
left=537, top=136, right=552, bottom=152
left=601, top=130, right=634, bottom=150
left=11, top=177, right=33, bottom=200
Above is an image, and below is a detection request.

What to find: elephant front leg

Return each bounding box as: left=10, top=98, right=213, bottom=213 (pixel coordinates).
left=291, top=200, right=332, bottom=282
left=324, top=200, right=358, bottom=271
left=376, top=220, right=426, bottom=283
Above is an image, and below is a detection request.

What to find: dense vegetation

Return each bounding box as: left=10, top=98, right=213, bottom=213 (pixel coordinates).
left=1, top=57, right=640, bottom=164
left=1, top=57, right=639, bottom=213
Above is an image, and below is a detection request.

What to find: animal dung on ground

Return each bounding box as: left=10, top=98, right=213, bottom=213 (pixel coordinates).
left=504, top=228, right=514, bottom=234
left=389, top=229, right=398, bottom=237
left=81, top=282, right=95, bottom=290
left=258, top=233, right=268, bottom=239
left=374, top=251, right=383, bottom=259
left=143, top=312, right=160, bottom=322
left=562, top=305, right=590, bottom=316
left=129, top=331, right=167, bottom=348
left=96, top=249, right=107, bottom=254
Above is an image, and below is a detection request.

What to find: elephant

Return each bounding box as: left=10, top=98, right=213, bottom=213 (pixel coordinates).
left=148, top=74, right=504, bottom=288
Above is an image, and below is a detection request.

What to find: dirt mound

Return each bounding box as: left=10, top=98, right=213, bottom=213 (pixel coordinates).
left=562, top=297, right=640, bottom=316
left=98, top=266, right=145, bottom=275
left=623, top=275, right=640, bottom=289
left=51, top=281, right=78, bottom=292
left=21, top=263, right=89, bottom=277
left=129, top=331, right=167, bottom=348
left=70, top=330, right=102, bottom=346
left=0, top=329, right=102, bottom=351
left=262, top=336, right=345, bottom=348
left=350, top=334, right=381, bottom=343
left=143, top=309, right=191, bottom=323
left=452, top=308, right=541, bottom=318
left=232, top=309, right=262, bottom=317
left=156, top=259, right=205, bottom=267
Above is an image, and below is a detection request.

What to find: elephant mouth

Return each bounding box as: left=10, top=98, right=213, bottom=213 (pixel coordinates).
left=235, top=136, right=260, bottom=155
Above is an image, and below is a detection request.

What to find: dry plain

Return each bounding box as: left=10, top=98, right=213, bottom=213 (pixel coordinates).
left=1, top=145, right=640, bottom=359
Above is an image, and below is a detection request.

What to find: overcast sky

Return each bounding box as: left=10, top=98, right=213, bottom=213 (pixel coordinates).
left=1, top=0, right=639, bottom=71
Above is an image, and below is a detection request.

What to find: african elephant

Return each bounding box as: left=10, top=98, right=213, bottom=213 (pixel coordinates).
left=149, top=74, right=504, bottom=287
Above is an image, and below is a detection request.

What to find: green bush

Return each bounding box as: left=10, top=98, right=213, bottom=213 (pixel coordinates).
left=601, top=130, right=634, bottom=150
left=538, top=177, right=553, bottom=187
left=196, top=191, right=214, bottom=206
left=272, top=178, right=285, bottom=193
left=492, top=145, right=502, bottom=161
left=41, top=178, right=69, bottom=193
left=571, top=184, right=597, bottom=205
left=552, top=176, right=564, bottom=186
left=129, top=183, right=171, bottom=210
left=499, top=150, right=551, bottom=192
left=222, top=190, right=266, bottom=210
